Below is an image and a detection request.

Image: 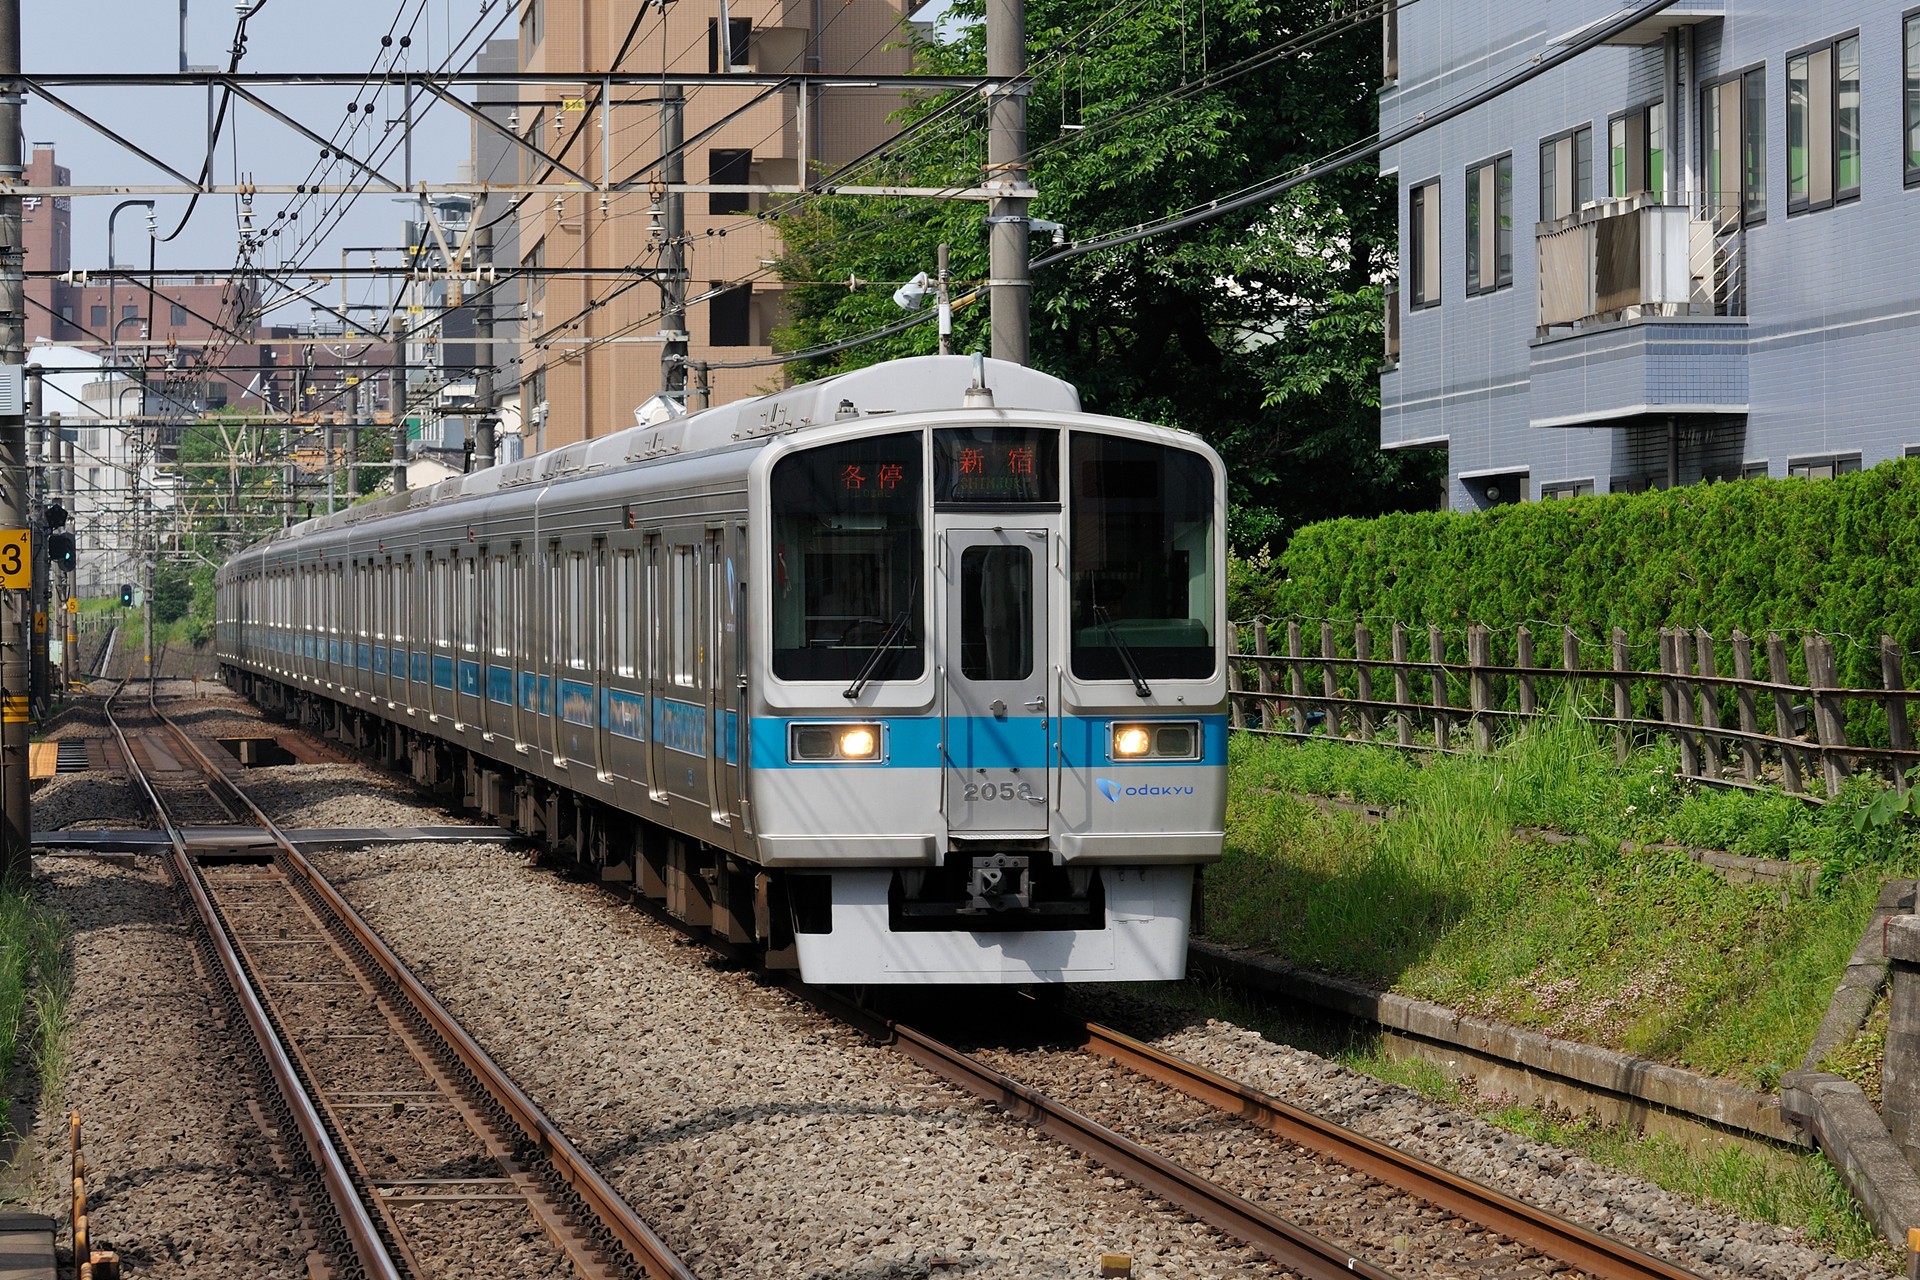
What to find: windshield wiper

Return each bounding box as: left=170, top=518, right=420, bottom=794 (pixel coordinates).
left=1094, top=606, right=1153, bottom=698
left=844, top=611, right=913, bottom=700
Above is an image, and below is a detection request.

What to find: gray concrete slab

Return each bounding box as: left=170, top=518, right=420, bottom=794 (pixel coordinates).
left=0, top=1213, right=57, bottom=1280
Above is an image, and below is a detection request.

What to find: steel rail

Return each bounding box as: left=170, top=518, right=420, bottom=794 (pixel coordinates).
left=799, top=987, right=1399, bottom=1280
left=100, top=683, right=403, bottom=1280
left=1075, top=1019, right=1706, bottom=1280
left=138, top=692, right=698, bottom=1280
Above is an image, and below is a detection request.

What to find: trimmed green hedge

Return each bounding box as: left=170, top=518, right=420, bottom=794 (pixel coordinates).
left=1231, top=460, right=1920, bottom=694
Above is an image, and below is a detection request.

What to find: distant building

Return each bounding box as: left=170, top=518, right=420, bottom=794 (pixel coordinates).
left=1381, top=1, right=1920, bottom=509
left=501, top=0, right=915, bottom=450
left=24, top=143, right=278, bottom=413
left=30, top=342, right=178, bottom=597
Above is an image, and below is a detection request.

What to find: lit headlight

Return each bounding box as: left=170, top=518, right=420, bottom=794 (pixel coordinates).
left=789, top=722, right=885, bottom=763
left=1110, top=720, right=1203, bottom=760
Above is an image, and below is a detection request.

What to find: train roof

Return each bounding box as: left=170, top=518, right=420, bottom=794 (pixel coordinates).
left=230, top=356, right=1086, bottom=557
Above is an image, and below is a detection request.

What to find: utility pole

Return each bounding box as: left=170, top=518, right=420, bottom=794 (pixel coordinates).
left=347, top=375, right=363, bottom=499
left=936, top=243, right=953, bottom=357
left=390, top=317, right=409, bottom=494
left=473, top=222, right=496, bottom=471
left=0, top=0, right=28, bottom=875
left=986, top=0, right=1031, bottom=365
left=50, top=411, right=69, bottom=694
left=25, top=363, right=43, bottom=714
left=659, top=87, right=687, bottom=399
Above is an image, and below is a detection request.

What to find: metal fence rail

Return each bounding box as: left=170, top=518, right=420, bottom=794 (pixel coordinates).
left=1228, top=619, right=1919, bottom=798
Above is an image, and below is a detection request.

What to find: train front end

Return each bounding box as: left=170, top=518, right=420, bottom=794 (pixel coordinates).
left=745, top=365, right=1227, bottom=984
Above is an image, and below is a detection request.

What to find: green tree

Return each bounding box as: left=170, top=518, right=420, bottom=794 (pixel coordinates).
left=151, top=564, right=194, bottom=624
left=773, top=0, right=1441, bottom=550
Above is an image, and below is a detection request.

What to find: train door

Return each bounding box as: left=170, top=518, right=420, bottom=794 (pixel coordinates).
left=508, top=544, right=529, bottom=751
left=940, top=523, right=1052, bottom=834
left=644, top=534, right=667, bottom=804
left=455, top=550, right=483, bottom=730
left=705, top=527, right=731, bottom=828
left=650, top=536, right=709, bottom=811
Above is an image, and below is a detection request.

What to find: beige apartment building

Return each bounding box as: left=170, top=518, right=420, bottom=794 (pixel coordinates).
left=513, top=0, right=915, bottom=449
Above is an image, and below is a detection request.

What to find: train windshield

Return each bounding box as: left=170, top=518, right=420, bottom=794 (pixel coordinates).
left=769, top=432, right=926, bottom=682
left=1068, top=434, right=1216, bottom=680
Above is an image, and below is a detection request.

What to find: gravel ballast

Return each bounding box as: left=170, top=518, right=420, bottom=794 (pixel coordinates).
left=26, top=856, right=313, bottom=1277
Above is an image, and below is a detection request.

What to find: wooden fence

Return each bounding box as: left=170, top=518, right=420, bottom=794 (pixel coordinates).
left=1227, top=620, right=1920, bottom=797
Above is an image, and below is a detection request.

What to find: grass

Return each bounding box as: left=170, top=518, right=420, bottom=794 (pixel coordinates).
left=0, top=883, right=71, bottom=1130
left=1209, top=709, right=1915, bottom=1084
left=1116, top=979, right=1889, bottom=1263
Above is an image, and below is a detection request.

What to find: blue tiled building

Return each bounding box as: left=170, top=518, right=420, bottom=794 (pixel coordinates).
left=1381, top=0, right=1920, bottom=509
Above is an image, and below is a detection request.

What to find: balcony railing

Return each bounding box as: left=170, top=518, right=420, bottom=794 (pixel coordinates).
left=1536, top=194, right=1745, bottom=339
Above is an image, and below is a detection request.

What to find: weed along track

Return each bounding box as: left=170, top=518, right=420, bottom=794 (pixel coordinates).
left=102, top=681, right=693, bottom=1280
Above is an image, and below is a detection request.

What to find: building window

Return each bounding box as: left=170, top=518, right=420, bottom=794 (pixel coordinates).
left=1539, top=126, right=1593, bottom=221
left=1788, top=454, right=1861, bottom=480
left=1906, top=13, right=1920, bottom=185
left=121, top=304, right=138, bottom=323
left=710, top=283, right=752, bottom=346
left=519, top=0, right=541, bottom=53
left=1539, top=480, right=1594, bottom=500
left=1407, top=179, right=1440, bottom=308
left=523, top=238, right=545, bottom=314
left=169, top=303, right=187, bottom=325
left=1382, top=2, right=1397, bottom=85
left=1464, top=155, right=1512, bottom=294
left=1608, top=102, right=1665, bottom=199
left=709, top=149, right=752, bottom=216
left=1742, top=461, right=1771, bottom=479
left=1704, top=69, right=1767, bottom=223
left=89, top=305, right=105, bottom=329
left=58, top=305, right=73, bottom=326
left=1788, top=33, right=1861, bottom=212
left=708, top=17, right=751, bottom=71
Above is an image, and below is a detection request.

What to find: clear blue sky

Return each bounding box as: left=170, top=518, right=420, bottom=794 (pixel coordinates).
left=24, top=0, right=485, bottom=324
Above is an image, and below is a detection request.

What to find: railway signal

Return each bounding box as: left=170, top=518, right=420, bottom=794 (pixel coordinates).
left=119, top=583, right=134, bottom=608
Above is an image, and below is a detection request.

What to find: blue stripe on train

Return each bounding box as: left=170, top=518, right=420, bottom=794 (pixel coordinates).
left=748, top=714, right=1227, bottom=770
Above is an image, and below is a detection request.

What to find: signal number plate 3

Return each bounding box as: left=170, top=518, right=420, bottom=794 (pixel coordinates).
left=963, top=778, right=1042, bottom=803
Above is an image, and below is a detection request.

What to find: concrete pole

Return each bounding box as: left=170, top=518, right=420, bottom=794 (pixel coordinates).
left=936, top=243, right=952, bottom=357
left=55, top=414, right=71, bottom=692
left=26, top=363, right=43, bottom=713
left=390, top=317, right=409, bottom=493
left=0, top=0, right=29, bottom=874
left=347, top=377, right=362, bottom=499
left=986, top=0, right=1030, bottom=366
left=473, top=221, right=496, bottom=471
left=660, top=87, right=688, bottom=398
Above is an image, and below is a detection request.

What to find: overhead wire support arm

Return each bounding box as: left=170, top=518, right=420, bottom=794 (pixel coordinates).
left=216, top=78, right=404, bottom=192
left=414, top=79, right=601, bottom=190
left=22, top=82, right=205, bottom=188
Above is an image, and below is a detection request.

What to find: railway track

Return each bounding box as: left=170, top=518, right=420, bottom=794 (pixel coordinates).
left=807, top=994, right=1707, bottom=1280
left=102, top=681, right=695, bottom=1280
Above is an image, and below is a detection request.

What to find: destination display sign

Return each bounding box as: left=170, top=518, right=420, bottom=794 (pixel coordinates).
left=933, top=427, right=1060, bottom=506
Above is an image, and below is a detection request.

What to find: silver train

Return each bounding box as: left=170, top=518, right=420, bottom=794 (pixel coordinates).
left=215, top=356, right=1228, bottom=984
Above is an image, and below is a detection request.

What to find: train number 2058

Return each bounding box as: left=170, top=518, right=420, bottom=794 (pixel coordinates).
left=962, top=778, right=1041, bottom=802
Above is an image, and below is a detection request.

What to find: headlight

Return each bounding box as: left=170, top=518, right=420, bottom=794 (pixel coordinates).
left=789, top=722, right=885, bottom=763
left=1110, top=720, right=1202, bottom=760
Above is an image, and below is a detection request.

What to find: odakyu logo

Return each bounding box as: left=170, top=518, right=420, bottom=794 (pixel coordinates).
left=1095, top=777, right=1195, bottom=802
